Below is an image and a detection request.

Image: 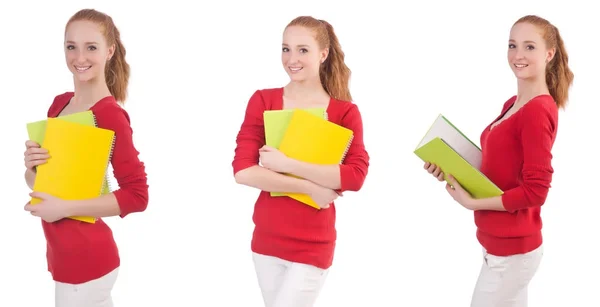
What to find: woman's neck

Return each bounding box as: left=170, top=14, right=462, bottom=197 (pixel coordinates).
left=285, top=78, right=328, bottom=101
left=515, top=76, right=550, bottom=106
left=72, top=77, right=112, bottom=106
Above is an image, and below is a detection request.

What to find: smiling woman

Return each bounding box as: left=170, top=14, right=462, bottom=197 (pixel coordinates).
left=232, top=16, right=369, bottom=307
left=423, top=15, right=574, bottom=307
left=21, top=8, right=149, bottom=307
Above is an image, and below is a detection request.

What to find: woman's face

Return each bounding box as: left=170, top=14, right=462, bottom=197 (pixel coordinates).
left=64, top=20, right=114, bottom=84
left=507, top=22, right=555, bottom=82
left=281, top=25, right=327, bottom=82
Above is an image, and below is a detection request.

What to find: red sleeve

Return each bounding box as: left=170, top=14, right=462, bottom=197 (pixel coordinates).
left=502, top=99, right=557, bottom=212
left=96, top=105, right=149, bottom=218
left=339, top=104, right=370, bottom=192
left=232, top=90, right=267, bottom=175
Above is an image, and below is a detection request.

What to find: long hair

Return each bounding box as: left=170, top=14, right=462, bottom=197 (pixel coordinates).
left=66, top=9, right=130, bottom=103
left=514, top=15, right=574, bottom=109
left=286, top=16, right=352, bottom=102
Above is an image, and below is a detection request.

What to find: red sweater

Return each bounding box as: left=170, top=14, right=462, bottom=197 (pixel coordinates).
left=232, top=87, right=370, bottom=269
left=42, top=92, right=149, bottom=284
left=476, top=94, right=558, bottom=256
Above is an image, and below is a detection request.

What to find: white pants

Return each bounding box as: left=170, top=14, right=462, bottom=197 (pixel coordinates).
left=252, top=252, right=329, bottom=307
left=471, top=245, right=543, bottom=307
left=55, top=267, right=119, bottom=307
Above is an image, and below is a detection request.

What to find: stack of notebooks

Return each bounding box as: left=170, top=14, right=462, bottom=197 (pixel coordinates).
left=26, top=111, right=115, bottom=223
left=263, top=108, right=354, bottom=209
left=413, top=114, right=503, bottom=199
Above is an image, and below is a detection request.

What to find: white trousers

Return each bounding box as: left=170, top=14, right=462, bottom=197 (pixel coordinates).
left=252, top=252, right=329, bottom=307
left=471, top=245, right=543, bottom=307
left=55, top=267, right=119, bottom=307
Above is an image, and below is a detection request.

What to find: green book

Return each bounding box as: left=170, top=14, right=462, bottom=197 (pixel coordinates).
left=414, top=114, right=503, bottom=199
left=263, top=107, right=327, bottom=197
left=26, top=111, right=111, bottom=195
left=264, top=108, right=328, bottom=148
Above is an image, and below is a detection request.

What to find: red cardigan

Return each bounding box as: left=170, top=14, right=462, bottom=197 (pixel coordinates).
left=41, top=92, right=149, bottom=284
left=232, top=87, right=370, bottom=269
left=476, top=94, right=558, bottom=256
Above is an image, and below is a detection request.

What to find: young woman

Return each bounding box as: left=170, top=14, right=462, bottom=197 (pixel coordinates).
left=232, top=16, right=370, bottom=307
left=22, top=9, right=149, bottom=307
left=424, top=15, right=574, bottom=307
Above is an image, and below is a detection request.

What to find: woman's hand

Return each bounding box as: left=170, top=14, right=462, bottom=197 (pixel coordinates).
left=24, top=140, right=49, bottom=171
left=445, top=175, right=475, bottom=210
left=24, top=192, right=71, bottom=223
left=307, top=183, right=342, bottom=209
left=259, top=145, right=293, bottom=173
left=424, top=162, right=445, bottom=181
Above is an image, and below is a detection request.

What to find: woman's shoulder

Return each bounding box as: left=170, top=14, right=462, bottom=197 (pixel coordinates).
left=328, top=97, right=361, bottom=118
left=526, top=94, right=557, bottom=109
left=521, top=94, right=558, bottom=118
left=92, top=96, right=131, bottom=124
left=47, top=92, right=74, bottom=117
left=244, top=87, right=283, bottom=111
left=52, top=91, right=74, bottom=102
left=256, top=87, right=283, bottom=95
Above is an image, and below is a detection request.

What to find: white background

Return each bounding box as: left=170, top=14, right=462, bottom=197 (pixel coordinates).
left=1, top=0, right=597, bottom=306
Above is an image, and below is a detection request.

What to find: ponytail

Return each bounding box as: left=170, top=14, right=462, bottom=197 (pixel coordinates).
left=545, top=25, right=573, bottom=109
left=105, top=26, right=130, bottom=103
left=66, top=9, right=130, bottom=103
left=318, top=20, right=352, bottom=102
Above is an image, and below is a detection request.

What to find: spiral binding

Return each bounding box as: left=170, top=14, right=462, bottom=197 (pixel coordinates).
left=92, top=112, right=114, bottom=194
left=321, top=110, right=351, bottom=164
left=104, top=136, right=116, bottom=193
left=340, top=134, right=354, bottom=163
left=91, top=112, right=98, bottom=127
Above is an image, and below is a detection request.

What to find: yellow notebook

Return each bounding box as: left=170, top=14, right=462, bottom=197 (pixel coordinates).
left=263, top=107, right=327, bottom=197
left=278, top=109, right=354, bottom=209
left=31, top=118, right=116, bottom=223
left=26, top=111, right=111, bottom=195
left=264, top=108, right=328, bottom=149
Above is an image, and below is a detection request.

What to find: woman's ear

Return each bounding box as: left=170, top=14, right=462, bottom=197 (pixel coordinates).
left=107, top=44, right=116, bottom=61
left=546, top=47, right=556, bottom=63
left=320, top=48, right=329, bottom=64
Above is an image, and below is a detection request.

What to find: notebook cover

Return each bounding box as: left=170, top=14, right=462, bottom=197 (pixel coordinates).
left=26, top=111, right=111, bottom=195
left=264, top=107, right=328, bottom=148
left=30, top=118, right=116, bottom=223
left=415, top=114, right=482, bottom=169
left=264, top=107, right=327, bottom=197
left=414, top=137, right=503, bottom=198
left=277, top=109, right=354, bottom=209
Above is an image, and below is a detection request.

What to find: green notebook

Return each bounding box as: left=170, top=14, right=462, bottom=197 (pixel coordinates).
left=263, top=107, right=327, bottom=197
left=414, top=114, right=503, bottom=199
left=264, top=108, right=328, bottom=148
left=26, top=111, right=111, bottom=195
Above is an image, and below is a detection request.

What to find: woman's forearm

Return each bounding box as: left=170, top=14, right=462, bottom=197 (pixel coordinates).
left=286, top=160, right=341, bottom=190
left=235, top=165, right=316, bottom=194
left=65, top=193, right=121, bottom=218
